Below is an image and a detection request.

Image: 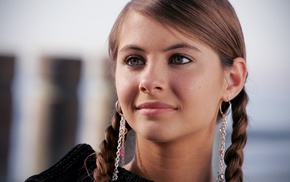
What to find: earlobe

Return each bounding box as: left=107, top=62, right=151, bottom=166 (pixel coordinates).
left=222, top=57, right=247, bottom=101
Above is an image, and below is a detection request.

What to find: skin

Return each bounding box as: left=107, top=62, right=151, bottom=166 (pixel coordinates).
left=114, top=11, right=247, bottom=182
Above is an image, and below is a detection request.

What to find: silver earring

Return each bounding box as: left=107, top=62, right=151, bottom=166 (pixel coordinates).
left=217, top=102, right=231, bottom=182
left=112, top=101, right=128, bottom=181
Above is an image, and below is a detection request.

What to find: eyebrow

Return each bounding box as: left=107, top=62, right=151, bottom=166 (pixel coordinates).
left=119, top=43, right=201, bottom=53
left=119, top=45, right=145, bottom=53
left=163, top=43, right=201, bottom=52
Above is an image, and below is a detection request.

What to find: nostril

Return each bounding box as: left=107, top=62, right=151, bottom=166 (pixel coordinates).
left=156, top=86, right=162, bottom=90
left=139, top=82, right=148, bottom=92
left=138, top=72, right=166, bottom=94
left=139, top=83, right=163, bottom=94
left=140, top=86, right=147, bottom=92
left=139, top=81, right=151, bottom=93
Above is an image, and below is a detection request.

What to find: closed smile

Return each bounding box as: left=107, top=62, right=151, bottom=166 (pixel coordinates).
left=136, top=101, right=177, bottom=115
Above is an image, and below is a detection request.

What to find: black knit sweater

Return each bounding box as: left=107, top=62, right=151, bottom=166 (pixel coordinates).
left=25, top=144, right=153, bottom=182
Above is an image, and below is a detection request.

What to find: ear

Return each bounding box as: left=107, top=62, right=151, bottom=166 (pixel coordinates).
left=222, top=57, right=247, bottom=101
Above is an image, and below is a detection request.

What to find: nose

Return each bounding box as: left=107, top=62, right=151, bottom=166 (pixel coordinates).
left=138, top=63, right=167, bottom=94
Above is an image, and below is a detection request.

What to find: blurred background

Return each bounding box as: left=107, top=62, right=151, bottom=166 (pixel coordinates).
left=0, top=0, right=289, bottom=181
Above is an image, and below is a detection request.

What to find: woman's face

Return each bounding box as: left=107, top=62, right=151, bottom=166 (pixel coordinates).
left=115, top=11, right=227, bottom=143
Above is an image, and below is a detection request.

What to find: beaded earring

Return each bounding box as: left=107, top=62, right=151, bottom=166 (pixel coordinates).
left=217, top=102, right=231, bottom=182
left=112, top=101, right=128, bottom=181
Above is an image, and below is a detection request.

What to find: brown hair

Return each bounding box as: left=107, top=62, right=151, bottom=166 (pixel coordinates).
left=95, top=0, right=249, bottom=181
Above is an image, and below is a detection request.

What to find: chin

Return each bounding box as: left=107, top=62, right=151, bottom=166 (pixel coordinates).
left=139, top=129, right=176, bottom=143
left=132, top=117, right=180, bottom=143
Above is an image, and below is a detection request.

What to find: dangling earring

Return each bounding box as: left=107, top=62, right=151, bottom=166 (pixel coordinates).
left=217, top=102, right=231, bottom=182
left=112, top=100, right=128, bottom=181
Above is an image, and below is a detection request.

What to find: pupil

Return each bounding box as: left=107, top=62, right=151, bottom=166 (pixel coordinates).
left=176, top=57, right=182, bottom=63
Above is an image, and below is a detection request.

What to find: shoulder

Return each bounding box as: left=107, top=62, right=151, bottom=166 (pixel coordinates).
left=25, top=144, right=96, bottom=182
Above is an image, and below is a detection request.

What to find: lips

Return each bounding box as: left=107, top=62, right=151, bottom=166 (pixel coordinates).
left=136, top=101, right=177, bottom=115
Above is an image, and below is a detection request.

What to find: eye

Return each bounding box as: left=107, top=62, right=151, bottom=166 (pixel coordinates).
left=125, top=55, right=145, bottom=67
left=169, top=54, right=192, bottom=65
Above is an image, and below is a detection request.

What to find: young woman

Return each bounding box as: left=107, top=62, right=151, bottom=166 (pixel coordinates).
left=26, top=0, right=248, bottom=181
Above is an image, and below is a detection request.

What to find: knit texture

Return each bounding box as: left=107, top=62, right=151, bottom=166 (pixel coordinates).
left=25, top=144, right=153, bottom=182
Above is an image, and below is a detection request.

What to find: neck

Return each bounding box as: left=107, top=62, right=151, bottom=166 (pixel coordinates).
left=124, top=132, right=216, bottom=182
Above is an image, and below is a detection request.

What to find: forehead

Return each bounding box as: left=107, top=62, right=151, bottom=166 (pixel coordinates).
left=120, top=11, right=174, bottom=40
left=118, top=11, right=213, bottom=53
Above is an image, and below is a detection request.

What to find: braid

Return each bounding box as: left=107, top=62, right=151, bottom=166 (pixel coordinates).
left=94, top=112, right=121, bottom=182
left=224, top=88, right=249, bottom=182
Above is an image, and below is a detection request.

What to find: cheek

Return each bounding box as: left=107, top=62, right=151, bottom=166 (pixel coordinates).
left=115, top=72, right=139, bottom=128
left=172, top=72, right=204, bottom=98
left=115, top=70, right=138, bottom=106
left=173, top=70, right=224, bottom=108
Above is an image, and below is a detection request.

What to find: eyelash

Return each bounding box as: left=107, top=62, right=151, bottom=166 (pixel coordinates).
left=125, top=55, right=145, bottom=67
left=124, top=54, right=193, bottom=67
left=169, top=54, right=192, bottom=65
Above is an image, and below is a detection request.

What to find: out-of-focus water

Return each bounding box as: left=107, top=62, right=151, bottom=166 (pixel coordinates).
left=242, top=130, right=290, bottom=182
